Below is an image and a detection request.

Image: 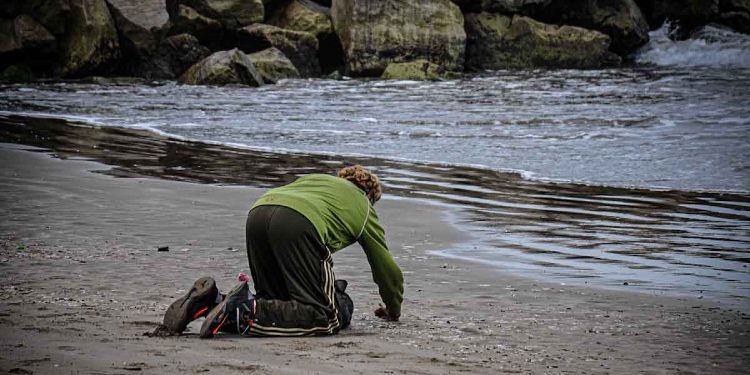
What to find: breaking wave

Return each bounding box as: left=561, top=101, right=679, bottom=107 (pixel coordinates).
left=636, top=22, right=750, bottom=68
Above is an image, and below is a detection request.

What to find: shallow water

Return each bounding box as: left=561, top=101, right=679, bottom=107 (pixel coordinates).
left=1, top=25, right=749, bottom=307
left=2, top=64, right=749, bottom=192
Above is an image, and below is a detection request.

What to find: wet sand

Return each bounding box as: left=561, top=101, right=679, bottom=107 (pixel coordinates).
left=2, top=114, right=749, bottom=305
left=0, top=144, right=748, bottom=374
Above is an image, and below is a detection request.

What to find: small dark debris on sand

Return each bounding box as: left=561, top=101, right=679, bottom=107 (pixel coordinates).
left=144, top=324, right=180, bottom=337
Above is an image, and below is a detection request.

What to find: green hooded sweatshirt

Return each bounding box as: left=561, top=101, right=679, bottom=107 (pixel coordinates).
left=251, top=174, right=404, bottom=318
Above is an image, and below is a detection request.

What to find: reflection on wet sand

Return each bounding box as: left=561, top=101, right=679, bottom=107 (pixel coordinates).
left=2, top=114, right=748, bottom=305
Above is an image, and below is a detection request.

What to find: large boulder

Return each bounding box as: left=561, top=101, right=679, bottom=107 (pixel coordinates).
left=0, top=0, right=71, bottom=36
left=58, top=0, right=121, bottom=77
left=526, top=0, right=650, bottom=55
left=380, top=59, right=460, bottom=80
left=179, top=48, right=264, bottom=85
left=268, top=0, right=343, bottom=74
left=268, top=0, right=332, bottom=36
left=718, top=0, right=750, bottom=33
left=165, top=4, right=226, bottom=50
left=247, top=47, right=300, bottom=83
left=331, top=0, right=466, bottom=76
left=106, top=0, right=168, bottom=30
left=464, top=13, right=621, bottom=69
left=0, top=14, right=57, bottom=70
left=155, top=33, right=212, bottom=78
left=106, top=1, right=161, bottom=76
left=451, top=0, right=551, bottom=13
left=636, top=0, right=749, bottom=35
left=236, top=23, right=320, bottom=77
left=166, top=0, right=264, bottom=29
left=0, top=64, right=35, bottom=82
left=635, top=0, right=719, bottom=35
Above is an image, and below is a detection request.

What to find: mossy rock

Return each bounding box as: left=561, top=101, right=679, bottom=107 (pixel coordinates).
left=0, top=64, right=34, bottom=82
left=0, top=14, right=57, bottom=73
left=268, top=0, right=332, bottom=37
left=179, top=48, right=264, bottom=86
left=247, top=47, right=300, bottom=83
left=166, top=4, right=225, bottom=50
left=380, top=60, right=459, bottom=81
left=465, top=13, right=621, bottom=69
left=166, top=0, right=264, bottom=29
left=331, top=0, right=466, bottom=77
left=59, top=0, right=121, bottom=77
left=237, top=23, right=320, bottom=77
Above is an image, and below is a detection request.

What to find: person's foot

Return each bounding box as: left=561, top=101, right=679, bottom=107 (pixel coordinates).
left=335, top=279, right=353, bottom=329
left=163, top=276, right=220, bottom=333
left=199, top=281, right=254, bottom=338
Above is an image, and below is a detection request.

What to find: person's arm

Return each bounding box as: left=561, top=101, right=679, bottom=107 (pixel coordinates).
left=358, top=208, right=403, bottom=320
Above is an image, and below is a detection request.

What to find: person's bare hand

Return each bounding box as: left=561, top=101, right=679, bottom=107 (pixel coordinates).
left=374, top=304, right=399, bottom=321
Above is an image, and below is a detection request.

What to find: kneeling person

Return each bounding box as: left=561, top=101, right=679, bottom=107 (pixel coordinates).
left=164, top=165, right=403, bottom=337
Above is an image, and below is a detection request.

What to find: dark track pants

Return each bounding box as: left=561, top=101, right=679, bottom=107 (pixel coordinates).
left=245, top=205, right=340, bottom=336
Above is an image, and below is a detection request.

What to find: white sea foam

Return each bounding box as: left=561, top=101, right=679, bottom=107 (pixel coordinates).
left=636, top=23, right=750, bottom=68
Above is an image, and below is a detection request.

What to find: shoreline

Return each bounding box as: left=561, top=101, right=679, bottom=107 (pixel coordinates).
left=2, top=114, right=749, bottom=307
left=0, top=144, right=748, bottom=374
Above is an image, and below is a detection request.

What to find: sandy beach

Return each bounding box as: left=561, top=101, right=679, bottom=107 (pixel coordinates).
left=0, top=143, right=748, bottom=374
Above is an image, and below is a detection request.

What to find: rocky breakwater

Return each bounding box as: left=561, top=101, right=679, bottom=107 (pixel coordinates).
left=2, top=0, right=749, bottom=84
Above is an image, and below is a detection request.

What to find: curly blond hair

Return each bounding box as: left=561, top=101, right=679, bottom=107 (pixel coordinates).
left=337, top=165, right=382, bottom=204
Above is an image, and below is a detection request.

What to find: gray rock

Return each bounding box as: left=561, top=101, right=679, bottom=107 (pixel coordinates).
left=237, top=23, right=321, bottom=77
left=464, top=13, right=621, bottom=69
left=0, top=64, right=34, bottom=82
left=526, top=0, right=650, bottom=55
left=451, top=0, right=551, bottom=13
left=268, top=0, right=344, bottom=74
left=58, top=0, right=121, bottom=77
left=166, top=0, right=264, bottom=29
left=106, top=1, right=161, bottom=76
left=380, top=59, right=460, bottom=80
left=0, top=0, right=71, bottom=36
left=248, top=47, right=300, bottom=83
left=0, top=14, right=56, bottom=68
left=106, top=1, right=211, bottom=79
left=635, top=0, right=719, bottom=35
left=106, top=0, right=168, bottom=30
left=179, top=48, right=264, bottom=86
left=268, top=0, right=333, bottom=37
left=156, top=33, right=212, bottom=78
left=166, top=4, right=226, bottom=50
left=331, top=0, right=466, bottom=77
left=719, top=0, right=750, bottom=33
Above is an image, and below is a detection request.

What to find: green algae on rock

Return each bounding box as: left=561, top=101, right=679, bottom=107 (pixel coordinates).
left=237, top=23, right=320, bottom=77
left=179, top=48, right=263, bottom=86
left=58, top=0, right=121, bottom=77
left=526, top=0, right=650, bottom=55
left=268, top=0, right=333, bottom=38
left=166, top=0, right=264, bottom=29
left=465, top=13, right=621, bottom=70
left=248, top=47, right=300, bottom=83
left=331, top=0, right=466, bottom=76
left=380, top=59, right=460, bottom=81
left=166, top=4, right=225, bottom=50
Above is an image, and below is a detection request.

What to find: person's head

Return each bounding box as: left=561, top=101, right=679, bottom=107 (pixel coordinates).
left=337, top=165, right=382, bottom=205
